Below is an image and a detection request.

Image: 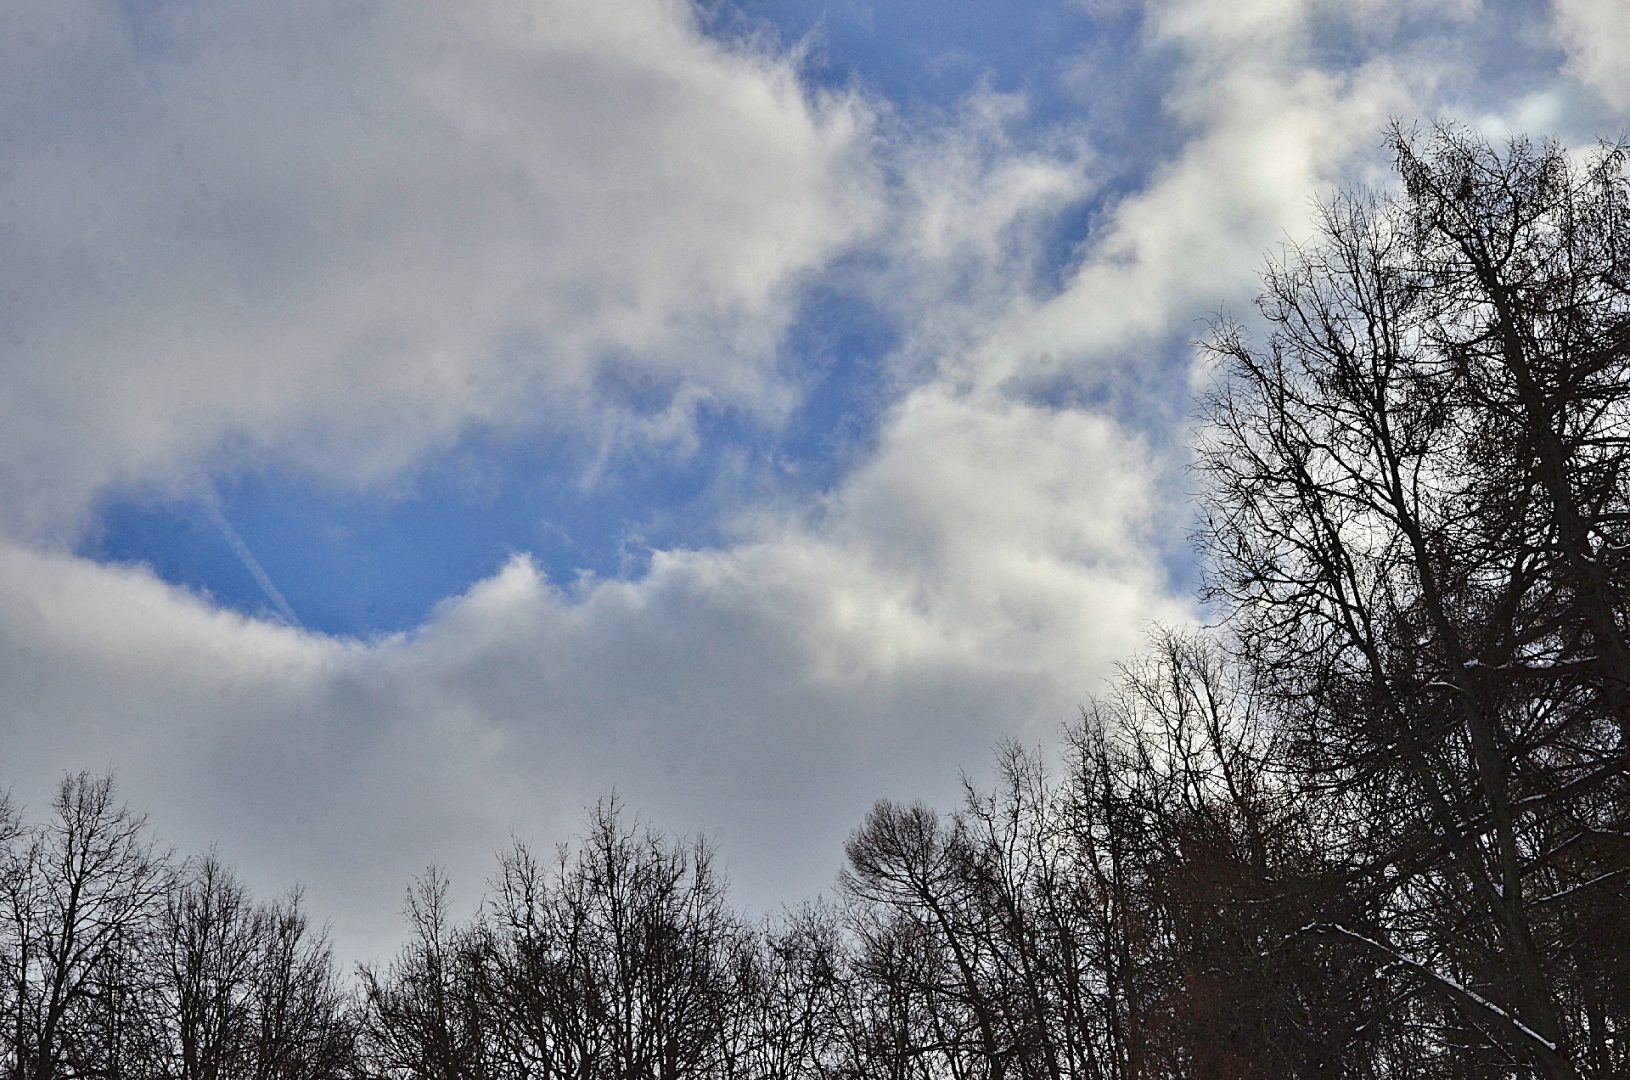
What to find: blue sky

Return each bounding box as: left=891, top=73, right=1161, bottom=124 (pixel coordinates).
left=83, top=259, right=909, bottom=635
left=82, top=0, right=1135, bottom=639
left=3, top=0, right=1627, bottom=961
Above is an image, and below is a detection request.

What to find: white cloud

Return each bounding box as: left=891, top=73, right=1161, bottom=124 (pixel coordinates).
left=0, top=0, right=1603, bottom=965
left=0, top=385, right=1179, bottom=958
left=0, top=0, right=879, bottom=540
left=1552, top=0, right=1630, bottom=109
left=934, top=3, right=1417, bottom=415
left=1148, top=0, right=1308, bottom=48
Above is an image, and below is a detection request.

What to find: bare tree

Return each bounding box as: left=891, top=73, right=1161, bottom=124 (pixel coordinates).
left=1198, top=123, right=1630, bottom=1078
left=361, top=801, right=755, bottom=1080
left=245, top=889, right=355, bottom=1079
left=843, top=800, right=1007, bottom=1080
left=358, top=868, right=490, bottom=1080
left=729, top=905, right=847, bottom=1080
left=0, top=793, right=21, bottom=1078
left=154, top=855, right=262, bottom=1080
left=0, top=772, right=170, bottom=1080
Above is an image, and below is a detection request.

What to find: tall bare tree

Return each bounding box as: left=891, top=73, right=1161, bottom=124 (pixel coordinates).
left=358, top=868, right=490, bottom=1080
left=155, top=855, right=263, bottom=1080
left=1198, top=123, right=1630, bottom=1078
left=0, top=772, right=170, bottom=1080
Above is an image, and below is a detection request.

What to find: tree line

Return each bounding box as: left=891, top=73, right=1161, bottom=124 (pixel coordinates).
left=4, top=123, right=1628, bottom=1078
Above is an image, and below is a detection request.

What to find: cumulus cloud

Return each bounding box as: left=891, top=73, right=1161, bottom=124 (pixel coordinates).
left=0, top=0, right=879, bottom=539
left=0, top=385, right=1177, bottom=958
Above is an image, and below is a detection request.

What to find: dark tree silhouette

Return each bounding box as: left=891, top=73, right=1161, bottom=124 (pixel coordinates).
left=0, top=778, right=354, bottom=1080
left=360, top=800, right=757, bottom=1080
left=1198, top=123, right=1630, bottom=1079
left=0, top=772, right=169, bottom=1080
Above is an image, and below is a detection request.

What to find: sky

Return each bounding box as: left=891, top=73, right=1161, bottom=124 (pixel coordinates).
left=1, top=0, right=1627, bottom=963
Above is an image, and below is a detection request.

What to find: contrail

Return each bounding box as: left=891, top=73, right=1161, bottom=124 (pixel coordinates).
left=200, top=493, right=301, bottom=628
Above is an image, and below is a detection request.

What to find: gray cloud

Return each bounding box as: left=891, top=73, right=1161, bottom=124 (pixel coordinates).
left=0, top=384, right=1178, bottom=959
left=1552, top=0, right=1630, bottom=110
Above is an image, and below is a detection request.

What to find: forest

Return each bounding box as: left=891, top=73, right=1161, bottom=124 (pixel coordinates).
left=3, top=124, right=1628, bottom=1079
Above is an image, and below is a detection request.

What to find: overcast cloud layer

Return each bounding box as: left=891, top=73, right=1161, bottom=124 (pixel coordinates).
left=2, top=0, right=1626, bottom=961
